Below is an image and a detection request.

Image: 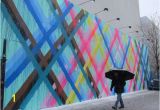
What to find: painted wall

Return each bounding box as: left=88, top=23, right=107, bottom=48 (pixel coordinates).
left=1, top=0, right=150, bottom=110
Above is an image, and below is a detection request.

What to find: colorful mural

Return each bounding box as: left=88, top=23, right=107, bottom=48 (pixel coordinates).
left=1, top=0, right=150, bottom=110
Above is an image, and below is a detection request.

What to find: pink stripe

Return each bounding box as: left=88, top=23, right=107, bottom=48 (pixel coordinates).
left=65, top=1, right=117, bottom=97
left=128, top=41, right=139, bottom=91
left=131, top=42, right=139, bottom=91
left=115, top=31, right=133, bottom=73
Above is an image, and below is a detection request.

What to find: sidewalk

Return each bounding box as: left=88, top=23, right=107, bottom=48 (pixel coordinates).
left=42, top=90, right=159, bottom=110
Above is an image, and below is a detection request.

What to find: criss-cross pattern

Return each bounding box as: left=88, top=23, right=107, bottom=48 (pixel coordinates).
left=1, top=0, right=150, bottom=109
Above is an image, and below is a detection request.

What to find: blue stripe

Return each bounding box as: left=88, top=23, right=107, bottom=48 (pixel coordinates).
left=105, top=26, right=117, bottom=67
left=47, top=33, right=87, bottom=100
left=95, top=17, right=116, bottom=67
left=5, top=0, right=61, bottom=87
left=24, top=0, right=46, bottom=33
left=139, top=45, right=147, bottom=89
left=44, top=79, right=63, bottom=105
left=16, top=19, right=63, bottom=107
left=121, top=38, right=131, bottom=68
left=46, top=33, right=83, bottom=100
left=43, top=14, right=89, bottom=101
left=5, top=33, right=47, bottom=87
left=1, top=3, right=63, bottom=107
left=43, top=13, right=88, bottom=79
left=60, top=3, right=73, bottom=21
left=143, top=48, right=149, bottom=81
left=5, top=58, right=29, bottom=87
left=45, top=28, right=83, bottom=101
left=5, top=49, right=27, bottom=79
left=57, top=59, right=82, bottom=100
left=52, top=6, right=97, bottom=98
left=20, top=1, right=87, bottom=106
left=134, top=43, right=146, bottom=90
left=51, top=2, right=97, bottom=97
left=3, top=0, right=92, bottom=107
left=68, top=43, right=97, bottom=98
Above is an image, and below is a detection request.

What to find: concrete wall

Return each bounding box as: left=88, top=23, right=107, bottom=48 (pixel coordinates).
left=70, top=0, right=141, bottom=37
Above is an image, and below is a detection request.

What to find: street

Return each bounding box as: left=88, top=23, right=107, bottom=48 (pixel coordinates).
left=42, top=90, right=159, bottom=110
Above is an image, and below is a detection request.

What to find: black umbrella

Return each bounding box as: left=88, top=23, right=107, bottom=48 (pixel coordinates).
left=105, top=69, right=135, bottom=81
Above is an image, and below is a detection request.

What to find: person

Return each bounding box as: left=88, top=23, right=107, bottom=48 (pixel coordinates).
left=110, top=73, right=126, bottom=110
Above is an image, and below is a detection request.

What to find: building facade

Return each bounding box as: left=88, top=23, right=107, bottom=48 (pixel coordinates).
left=1, top=0, right=150, bottom=110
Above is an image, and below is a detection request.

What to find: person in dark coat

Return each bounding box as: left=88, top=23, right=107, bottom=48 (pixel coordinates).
left=110, top=73, right=126, bottom=110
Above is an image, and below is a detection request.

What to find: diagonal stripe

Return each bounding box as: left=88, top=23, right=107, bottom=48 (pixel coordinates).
left=121, top=38, right=131, bottom=68
left=64, top=2, right=109, bottom=97
left=76, top=21, right=110, bottom=96
left=96, top=17, right=116, bottom=67
left=61, top=1, right=98, bottom=98
left=23, top=12, right=89, bottom=107
left=3, top=0, right=88, bottom=108
left=130, top=41, right=139, bottom=91
left=22, top=0, right=88, bottom=104
left=1, top=2, right=63, bottom=109
left=2, top=0, right=150, bottom=108
left=57, top=59, right=82, bottom=100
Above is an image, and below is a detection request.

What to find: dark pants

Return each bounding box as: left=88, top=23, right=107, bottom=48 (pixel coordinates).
left=114, top=93, right=124, bottom=107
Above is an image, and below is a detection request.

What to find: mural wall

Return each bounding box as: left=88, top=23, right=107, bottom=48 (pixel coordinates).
left=1, top=0, right=150, bottom=109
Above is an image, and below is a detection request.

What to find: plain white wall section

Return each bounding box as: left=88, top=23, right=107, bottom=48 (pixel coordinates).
left=70, top=0, right=141, bottom=37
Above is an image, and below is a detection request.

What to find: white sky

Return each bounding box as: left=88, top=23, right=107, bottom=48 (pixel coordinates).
left=139, top=0, right=160, bottom=17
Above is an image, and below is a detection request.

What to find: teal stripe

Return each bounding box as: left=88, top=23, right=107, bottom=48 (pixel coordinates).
left=68, top=43, right=97, bottom=98
left=1, top=2, right=63, bottom=107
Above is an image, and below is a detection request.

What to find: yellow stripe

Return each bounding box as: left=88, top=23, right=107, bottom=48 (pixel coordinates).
left=86, top=17, right=94, bottom=28
left=84, top=34, right=101, bottom=70
left=84, top=32, right=107, bottom=71
left=66, top=28, right=109, bottom=104
left=95, top=36, right=105, bottom=57
left=66, top=72, right=85, bottom=104
left=103, top=25, right=109, bottom=33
